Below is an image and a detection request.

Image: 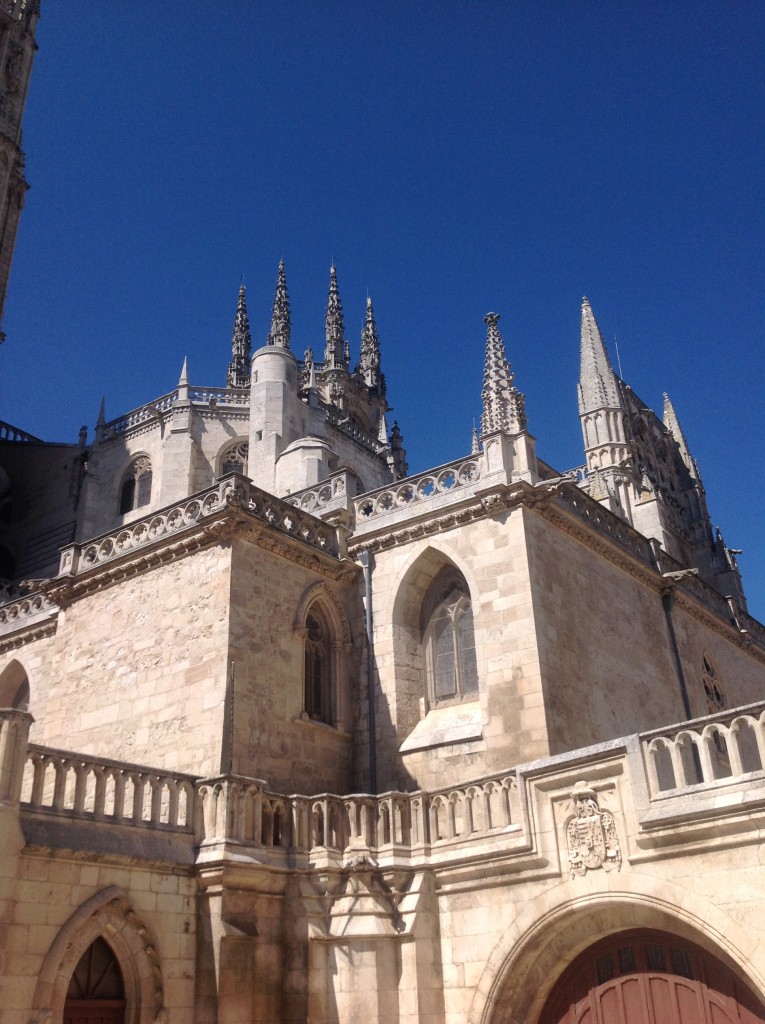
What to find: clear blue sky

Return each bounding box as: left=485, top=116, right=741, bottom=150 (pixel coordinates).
left=2, top=2, right=764, bottom=617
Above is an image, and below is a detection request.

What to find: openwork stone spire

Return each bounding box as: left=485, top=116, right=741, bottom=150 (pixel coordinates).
left=480, top=312, right=527, bottom=436
left=324, top=265, right=347, bottom=369
left=266, top=259, right=291, bottom=349
left=663, top=392, right=695, bottom=476
left=227, top=284, right=252, bottom=387
left=578, top=296, right=620, bottom=414
left=358, top=296, right=384, bottom=393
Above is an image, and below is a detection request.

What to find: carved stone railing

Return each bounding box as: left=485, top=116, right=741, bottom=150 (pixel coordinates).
left=354, top=455, right=482, bottom=523
left=196, top=768, right=520, bottom=856
left=552, top=485, right=655, bottom=564
left=188, top=386, right=249, bottom=407
left=325, top=407, right=387, bottom=454
left=99, top=391, right=177, bottom=438
left=0, top=420, right=40, bottom=442
left=641, top=701, right=765, bottom=796
left=57, top=474, right=338, bottom=576
left=21, top=745, right=197, bottom=830
left=0, top=591, right=57, bottom=636
left=285, top=470, right=360, bottom=516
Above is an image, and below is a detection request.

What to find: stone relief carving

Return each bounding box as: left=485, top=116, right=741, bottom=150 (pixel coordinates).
left=566, top=780, right=621, bottom=877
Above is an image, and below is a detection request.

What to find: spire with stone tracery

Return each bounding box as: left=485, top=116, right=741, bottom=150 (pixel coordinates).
left=578, top=296, right=620, bottom=414
left=324, top=265, right=348, bottom=369
left=358, top=296, right=384, bottom=393
left=266, top=259, right=291, bottom=349
left=227, top=284, right=252, bottom=388
left=480, top=312, right=526, bottom=436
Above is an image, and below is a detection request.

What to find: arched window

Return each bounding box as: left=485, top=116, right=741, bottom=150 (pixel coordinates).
left=304, top=605, right=333, bottom=725
left=118, top=456, right=152, bottom=515
left=422, top=567, right=478, bottom=705
left=64, top=936, right=125, bottom=1023
left=219, top=440, right=249, bottom=478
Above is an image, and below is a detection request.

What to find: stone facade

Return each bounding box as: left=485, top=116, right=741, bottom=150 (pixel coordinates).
left=3, top=10, right=765, bottom=1023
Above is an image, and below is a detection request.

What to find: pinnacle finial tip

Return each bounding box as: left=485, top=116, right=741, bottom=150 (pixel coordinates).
left=483, top=311, right=500, bottom=327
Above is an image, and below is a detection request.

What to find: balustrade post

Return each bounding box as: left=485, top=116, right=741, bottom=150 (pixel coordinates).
left=0, top=709, right=32, bottom=805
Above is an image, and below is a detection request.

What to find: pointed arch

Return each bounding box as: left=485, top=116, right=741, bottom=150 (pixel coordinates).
left=390, top=545, right=480, bottom=732
left=31, top=886, right=166, bottom=1024
left=118, top=455, right=153, bottom=515
left=293, top=581, right=351, bottom=647
left=0, top=657, right=30, bottom=709
left=216, top=438, right=249, bottom=479
left=294, top=582, right=352, bottom=729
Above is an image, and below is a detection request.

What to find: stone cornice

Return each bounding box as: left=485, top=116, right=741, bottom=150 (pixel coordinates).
left=0, top=617, right=56, bottom=654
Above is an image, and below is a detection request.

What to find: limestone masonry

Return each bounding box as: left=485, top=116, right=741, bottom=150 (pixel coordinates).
left=2, top=4, right=765, bottom=1023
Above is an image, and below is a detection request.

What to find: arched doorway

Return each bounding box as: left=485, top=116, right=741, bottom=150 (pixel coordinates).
left=540, top=929, right=765, bottom=1023
left=63, top=936, right=126, bottom=1024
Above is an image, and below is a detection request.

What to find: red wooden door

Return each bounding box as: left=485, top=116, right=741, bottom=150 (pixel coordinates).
left=540, top=930, right=765, bottom=1024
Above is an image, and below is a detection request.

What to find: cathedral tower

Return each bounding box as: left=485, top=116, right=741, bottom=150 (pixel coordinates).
left=0, top=0, right=38, bottom=340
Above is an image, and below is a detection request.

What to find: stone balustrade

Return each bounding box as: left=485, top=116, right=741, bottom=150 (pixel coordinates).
left=354, top=455, right=482, bottom=522
left=6, top=702, right=765, bottom=863
left=553, top=485, right=654, bottom=564
left=188, top=386, right=249, bottom=407
left=100, top=392, right=177, bottom=437
left=285, top=470, right=359, bottom=516
left=0, top=591, right=57, bottom=637
left=21, top=743, right=197, bottom=830
left=0, top=420, right=40, bottom=442
left=57, top=474, right=339, bottom=576
left=641, top=701, right=765, bottom=796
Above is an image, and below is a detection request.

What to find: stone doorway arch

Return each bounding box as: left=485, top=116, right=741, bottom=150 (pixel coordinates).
left=539, top=929, right=765, bottom=1023
left=30, top=887, right=166, bottom=1024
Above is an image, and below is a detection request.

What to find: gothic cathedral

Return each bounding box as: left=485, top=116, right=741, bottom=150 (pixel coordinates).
left=2, top=5, right=765, bottom=1024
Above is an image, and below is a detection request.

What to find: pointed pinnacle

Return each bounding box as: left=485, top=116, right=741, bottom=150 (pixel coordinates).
left=324, top=263, right=346, bottom=367
left=578, top=296, right=620, bottom=414
left=97, top=396, right=106, bottom=425
left=359, top=294, right=383, bottom=390
left=178, top=356, right=189, bottom=386
left=267, top=258, right=291, bottom=349
left=227, top=283, right=252, bottom=387
left=663, top=392, right=694, bottom=474
left=480, top=312, right=527, bottom=436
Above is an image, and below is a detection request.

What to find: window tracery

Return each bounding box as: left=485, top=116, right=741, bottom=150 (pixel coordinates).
left=219, top=440, right=249, bottom=478
left=422, top=568, right=478, bottom=706
left=702, top=652, right=725, bottom=715
left=118, top=456, right=152, bottom=515
left=303, top=605, right=333, bottom=725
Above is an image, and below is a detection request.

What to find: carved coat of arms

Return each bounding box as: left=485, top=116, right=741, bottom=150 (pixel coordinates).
left=566, top=780, right=622, bottom=877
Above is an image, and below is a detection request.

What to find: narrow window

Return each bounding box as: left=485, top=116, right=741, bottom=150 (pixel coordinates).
left=118, top=457, right=152, bottom=514
left=422, top=568, right=479, bottom=706
left=304, top=607, right=333, bottom=724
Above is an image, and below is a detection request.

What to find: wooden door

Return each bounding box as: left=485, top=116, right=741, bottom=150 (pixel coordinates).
left=540, top=930, right=765, bottom=1024
left=63, top=937, right=126, bottom=1024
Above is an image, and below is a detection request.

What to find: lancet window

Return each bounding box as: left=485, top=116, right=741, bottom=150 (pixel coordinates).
left=118, top=456, right=152, bottom=515
left=422, top=568, right=479, bottom=705
left=303, top=605, right=333, bottom=725
left=64, top=936, right=125, bottom=1014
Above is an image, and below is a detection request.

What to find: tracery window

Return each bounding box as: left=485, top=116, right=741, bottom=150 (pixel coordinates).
left=118, top=456, right=152, bottom=515
left=219, top=440, right=249, bottom=478
left=304, top=605, right=333, bottom=724
left=702, top=653, right=725, bottom=715
left=422, top=568, right=478, bottom=705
